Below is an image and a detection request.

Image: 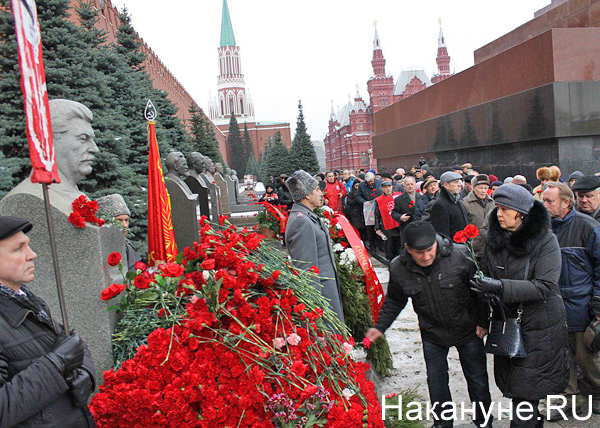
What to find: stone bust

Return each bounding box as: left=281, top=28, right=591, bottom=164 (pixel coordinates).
left=187, top=152, right=206, bottom=176
left=165, top=151, right=189, bottom=180
left=202, top=157, right=215, bottom=181
left=4, top=99, right=99, bottom=215
left=215, top=162, right=225, bottom=176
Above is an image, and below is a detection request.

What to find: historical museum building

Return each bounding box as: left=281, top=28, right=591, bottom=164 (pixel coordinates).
left=324, top=23, right=453, bottom=171
left=208, top=0, right=292, bottom=159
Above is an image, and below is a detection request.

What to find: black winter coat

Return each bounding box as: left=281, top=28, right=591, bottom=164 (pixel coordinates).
left=414, top=192, right=437, bottom=221
left=551, top=208, right=600, bottom=332
left=375, top=235, right=487, bottom=347
left=391, top=192, right=420, bottom=232
left=277, top=185, right=293, bottom=209
left=430, top=187, right=468, bottom=238
left=482, top=201, right=569, bottom=400
left=0, top=286, right=96, bottom=427
left=345, top=191, right=365, bottom=230
left=355, top=180, right=382, bottom=205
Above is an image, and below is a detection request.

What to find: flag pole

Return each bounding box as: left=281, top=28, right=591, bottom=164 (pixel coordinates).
left=41, top=183, right=70, bottom=333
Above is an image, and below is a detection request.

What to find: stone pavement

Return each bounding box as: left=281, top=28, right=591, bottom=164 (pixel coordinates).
left=371, top=258, right=600, bottom=427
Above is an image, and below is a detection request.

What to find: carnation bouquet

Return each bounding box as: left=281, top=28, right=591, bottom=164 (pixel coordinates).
left=255, top=200, right=289, bottom=240
left=91, top=217, right=384, bottom=427
left=453, top=224, right=484, bottom=279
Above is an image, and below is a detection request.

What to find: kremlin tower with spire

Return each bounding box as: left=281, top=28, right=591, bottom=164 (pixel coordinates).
left=208, top=0, right=291, bottom=159
left=324, top=21, right=454, bottom=171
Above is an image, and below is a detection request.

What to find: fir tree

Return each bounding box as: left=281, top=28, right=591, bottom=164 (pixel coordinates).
left=290, top=100, right=319, bottom=174
left=226, top=114, right=244, bottom=174
left=265, top=131, right=290, bottom=179
left=188, top=104, right=223, bottom=163
left=242, top=122, right=254, bottom=164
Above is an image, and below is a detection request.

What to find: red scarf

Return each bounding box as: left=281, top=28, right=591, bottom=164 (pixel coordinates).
left=376, top=193, right=402, bottom=230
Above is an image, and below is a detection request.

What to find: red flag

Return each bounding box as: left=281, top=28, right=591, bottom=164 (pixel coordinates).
left=334, top=213, right=385, bottom=323
left=11, top=0, right=60, bottom=184
left=147, top=121, right=178, bottom=265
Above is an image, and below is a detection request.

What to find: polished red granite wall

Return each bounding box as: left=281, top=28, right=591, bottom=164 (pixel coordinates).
left=474, top=0, right=600, bottom=64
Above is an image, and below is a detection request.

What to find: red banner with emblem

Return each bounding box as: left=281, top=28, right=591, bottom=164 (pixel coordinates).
left=11, top=0, right=60, bottom=184
left=147, top=121, right=178, bottom=265
left=334, top=213, right=385, bottom=323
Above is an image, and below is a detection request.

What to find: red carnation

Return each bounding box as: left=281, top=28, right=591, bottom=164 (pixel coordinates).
left=134, top=261, right=147, bottom=271
left=100, top=283, right=125, bottom=300
left=201, top=259, right=216, bottom=270
left=107, top=252, right=121, bottom=267
left=308, top=266, right=320, bottom=274
left=134, top=272, right=152, bottom=289
left=271, top=270, right=281, bottom=281
left=453, top=231, right=468, bottom=244
left=160, top=263, right=185, bottom=278
left=464, top=224, right=480, bottom=239
left=362, top=337, right=371, bottom=349
left=68, top=212, right=85, bottom=228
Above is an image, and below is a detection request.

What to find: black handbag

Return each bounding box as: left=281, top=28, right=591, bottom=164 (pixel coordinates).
left=483, top=257, right=529, bottom=358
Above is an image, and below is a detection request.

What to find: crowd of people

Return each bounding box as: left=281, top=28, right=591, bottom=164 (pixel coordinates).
left=273, top=162, right=600, bottom=427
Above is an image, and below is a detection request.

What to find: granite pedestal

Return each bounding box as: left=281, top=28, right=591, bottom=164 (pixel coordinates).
left=165, top=176, right=200, bottom=254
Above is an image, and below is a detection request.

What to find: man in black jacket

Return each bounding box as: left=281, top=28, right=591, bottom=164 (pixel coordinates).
left=366, top=221, right=491, bottom=428
left=431, top=171, right=468, bottom=238
left=0, top=216, right=95, bottom=427
left=391, top=175, right=420, bottom=233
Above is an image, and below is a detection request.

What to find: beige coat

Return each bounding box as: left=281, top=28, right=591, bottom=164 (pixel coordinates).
left=462, top=191, right=496, bottom=254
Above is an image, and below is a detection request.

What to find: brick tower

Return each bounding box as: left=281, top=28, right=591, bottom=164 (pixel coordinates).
left=366, top=23, right=394, bottom=114
left=208, top=0, right=255, bottom=121
left=431, top=19, right=452, bottom=84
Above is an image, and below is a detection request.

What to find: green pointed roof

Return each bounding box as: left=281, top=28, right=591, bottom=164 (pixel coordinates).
left=220, top=0, right=236, bottom=47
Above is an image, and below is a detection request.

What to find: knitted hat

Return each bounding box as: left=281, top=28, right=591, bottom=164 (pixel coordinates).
left=403, top=221, right=437, bottom=250
left=439, top=171, right=462, bottom=184
left=568, top=171, right=584, bottom=182
left=488, top=174, right=499, bottom=183
left=421, top=164, right=430, bottom=171
left=97, top=194, right=131, bottom=218
left=492, top=184, right=534, bottom=214
left=471, top=174, right=489, bottom=187
left=286, top=170, right=319, bottom=202
left=491, top=181, right=503, bottom=188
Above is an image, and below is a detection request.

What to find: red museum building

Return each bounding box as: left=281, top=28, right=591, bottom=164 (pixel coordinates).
left=324, top=23, right=452, bottom=171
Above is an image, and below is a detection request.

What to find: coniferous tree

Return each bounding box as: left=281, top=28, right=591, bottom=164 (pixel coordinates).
left=226, top=114, right=244, bottom=174
left=265, top=131, right=290, bottom=178
left=188, top=104, right=223, bottom=163
left=258, top=149, right=267, bottom=183
left=242, top=122, right=254, bottom=166
left=290, top=100, right=319, bottom=174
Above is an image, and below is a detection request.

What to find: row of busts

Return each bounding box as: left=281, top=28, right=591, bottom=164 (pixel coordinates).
left=165, top=151, right=239, bottom=186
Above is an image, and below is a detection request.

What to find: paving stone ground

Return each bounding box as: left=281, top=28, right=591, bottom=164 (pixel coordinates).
left=371, top=258, right=600, bottom=427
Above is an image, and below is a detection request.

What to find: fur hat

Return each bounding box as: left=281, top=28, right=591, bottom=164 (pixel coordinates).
left=97, top=194, right=131, bottom=218
left=286, top=170, right=319, bottom=202
left=536, top=166, right=559, bottom=182
left=471, top=174, right=490, bottom=187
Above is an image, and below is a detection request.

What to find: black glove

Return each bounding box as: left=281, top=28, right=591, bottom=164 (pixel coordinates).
left=45, top=334, right=84, bottom=376
left=470, top=277, right=503, bottom=296
left=65, top=368, right=93, bottom=408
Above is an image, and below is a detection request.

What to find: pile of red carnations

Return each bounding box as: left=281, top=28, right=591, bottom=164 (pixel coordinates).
left=91, top=216, right=383, bottom=427
left=68, top=195, right=106, bottom=228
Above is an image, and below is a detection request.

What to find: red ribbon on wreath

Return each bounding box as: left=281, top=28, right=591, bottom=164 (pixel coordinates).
left=334, top=213, right=385, bottom=323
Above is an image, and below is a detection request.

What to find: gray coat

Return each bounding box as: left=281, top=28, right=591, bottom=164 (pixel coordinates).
left=285, top=203, right=345, bottom=325
left=462, top=191, right=496, bottom=254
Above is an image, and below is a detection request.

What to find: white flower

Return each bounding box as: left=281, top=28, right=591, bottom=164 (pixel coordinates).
left=202, top=270, right=210, bottom=281
left=322, top=206, right=334, bottom=214
left=342, top=388, right=355, bottom=399
left=335, top=223, right=342, bottom=230
left=333, top=243, right=344, bottom=253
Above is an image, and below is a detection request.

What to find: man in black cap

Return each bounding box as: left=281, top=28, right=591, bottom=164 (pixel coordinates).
left=574, top=176, right=600, bottom=222
left=366, top=221, right=491, bottom=428
left=0, top=216, right=96, bottom=427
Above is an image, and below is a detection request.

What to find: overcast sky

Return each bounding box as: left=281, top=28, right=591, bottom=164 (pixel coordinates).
left=111, top=0, right=550, bottom=141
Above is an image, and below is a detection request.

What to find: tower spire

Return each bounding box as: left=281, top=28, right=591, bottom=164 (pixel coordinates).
left=373, top=20, right=381, bottom=50
left=220, top=0, right=236, bottom=47
left=438, top=18, right=446, bottom=48
left=432, top=18, right=452, bottom=84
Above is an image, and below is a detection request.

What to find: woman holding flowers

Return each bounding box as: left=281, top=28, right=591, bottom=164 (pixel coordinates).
left=472, top=184, right=568, bottom=427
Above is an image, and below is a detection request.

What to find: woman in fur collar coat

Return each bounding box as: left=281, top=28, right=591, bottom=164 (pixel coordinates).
left=471, top=184, right=569, bottom=427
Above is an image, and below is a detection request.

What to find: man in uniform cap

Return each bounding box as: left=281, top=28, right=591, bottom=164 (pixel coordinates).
left=574, top=176, right=600, bottom=222
left=0, top=216, right=96, bottom=427
left=285, top=171, right=344, bottom=326
left=366, top=221, right=491, bottom=428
